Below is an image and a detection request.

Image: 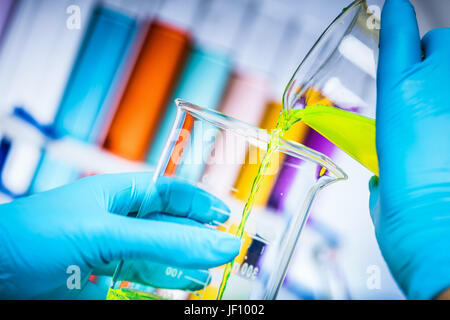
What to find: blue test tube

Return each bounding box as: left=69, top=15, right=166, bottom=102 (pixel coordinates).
left=53, top=7, right=137, bottom=142
left=29, top=6, right=137, bottom=193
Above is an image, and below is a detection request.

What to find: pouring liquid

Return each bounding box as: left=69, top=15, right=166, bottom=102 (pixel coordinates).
left=216, top=104, right=377, bottom=300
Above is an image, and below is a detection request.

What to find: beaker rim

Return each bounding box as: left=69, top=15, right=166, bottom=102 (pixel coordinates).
left=175, top=99, right=348, bottom=181
left=282, top=0, right=371, bottom=112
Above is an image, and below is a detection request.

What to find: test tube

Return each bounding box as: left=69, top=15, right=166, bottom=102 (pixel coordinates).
left=53, top=7, right=139, bottom=141
left=103, top=0, right=201, bottom=162
left=146, top=0, right=251, bottom=168
left=29, top=4, right=139, bottom=193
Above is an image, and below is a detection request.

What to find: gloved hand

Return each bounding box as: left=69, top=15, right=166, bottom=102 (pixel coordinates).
left=0, top=172, right=240, bottom=299
left=369, top=0, right=450, bottom=299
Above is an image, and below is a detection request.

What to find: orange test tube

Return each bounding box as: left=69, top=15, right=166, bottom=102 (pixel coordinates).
left=104, top=21, right=191, bottom=161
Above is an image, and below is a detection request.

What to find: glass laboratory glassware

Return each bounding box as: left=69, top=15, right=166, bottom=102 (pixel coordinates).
left=107, top=99, right=347, bottom=300
left=281, top=0, right=380, bottom=175
left=284, top=0, right=379, bottom=117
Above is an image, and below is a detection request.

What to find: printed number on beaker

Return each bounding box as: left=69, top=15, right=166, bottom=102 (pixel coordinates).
left=233, top=262, right=259, bottom=280
left=165, top=267, right=183, bottom=279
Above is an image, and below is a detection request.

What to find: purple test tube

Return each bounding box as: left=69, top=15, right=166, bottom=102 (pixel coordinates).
left=267, top=128, right=336, bottom=212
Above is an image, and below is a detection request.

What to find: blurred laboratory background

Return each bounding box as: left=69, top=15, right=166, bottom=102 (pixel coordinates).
left=0, top=0, right=448, bottom=300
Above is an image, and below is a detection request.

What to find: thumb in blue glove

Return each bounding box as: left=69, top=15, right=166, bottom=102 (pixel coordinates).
left=0, top=172, right=241, bottom=299
left=370, top=0, right=450, bottom=300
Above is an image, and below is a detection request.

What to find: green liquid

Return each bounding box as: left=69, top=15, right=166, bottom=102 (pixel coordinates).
left=216, top=105, right=376, bottom=300
left=291, top=105, right=377, bottom=175
left=107, top=287, right=166, bottom=300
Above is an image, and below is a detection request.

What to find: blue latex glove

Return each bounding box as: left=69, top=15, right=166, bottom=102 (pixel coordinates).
left=0, top=173, right=240, bottom=299
left=370, top=0, right=450, bottom=299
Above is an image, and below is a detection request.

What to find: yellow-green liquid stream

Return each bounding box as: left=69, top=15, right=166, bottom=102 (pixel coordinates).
left=216, top=104, right=377, bottom=300
left=107, top=287, right=166, bottom=300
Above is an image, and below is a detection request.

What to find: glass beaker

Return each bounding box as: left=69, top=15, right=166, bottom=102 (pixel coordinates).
left=282, top=0, right=380, bottom=174
left=107, top=99, right=346, bottom=300
left=285, top=0, right=379, bottom=116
